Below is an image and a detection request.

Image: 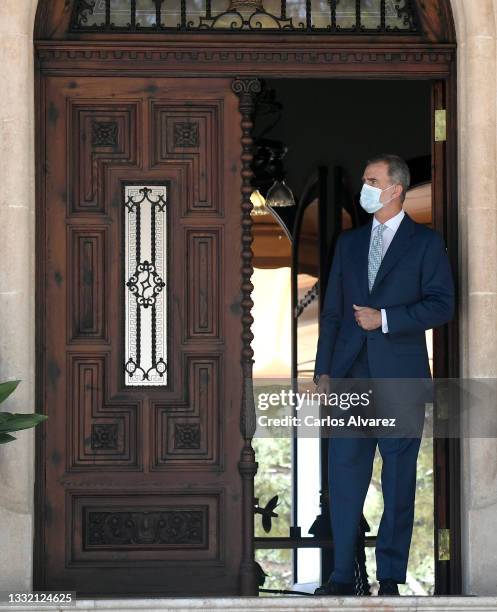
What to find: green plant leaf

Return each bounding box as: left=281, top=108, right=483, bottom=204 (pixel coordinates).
left=0, top=380, right=20, bottom=405
left=0, top=413, right=48, bottom=433
left=0, top=432, right=16, bottom=444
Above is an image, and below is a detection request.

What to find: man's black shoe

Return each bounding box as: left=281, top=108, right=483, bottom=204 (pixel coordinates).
left=314, top=579, right=355, bottom=596
left=378, top=579, right=400, bottom=596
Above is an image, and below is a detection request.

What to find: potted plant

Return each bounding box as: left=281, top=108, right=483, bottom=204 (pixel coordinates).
left=0, top=380, right=47, bottom=444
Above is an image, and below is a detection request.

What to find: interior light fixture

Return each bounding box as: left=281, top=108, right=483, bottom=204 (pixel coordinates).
left=265, top=179, right=296, bottom=208
left=250, top=189, right=270, bottom=215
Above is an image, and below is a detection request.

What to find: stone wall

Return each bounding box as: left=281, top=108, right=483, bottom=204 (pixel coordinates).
left=0, top=0, right=39, bottom=593
left=0, top=0, right=496, bottom=596
left=451, top=0, right=497, bottom=597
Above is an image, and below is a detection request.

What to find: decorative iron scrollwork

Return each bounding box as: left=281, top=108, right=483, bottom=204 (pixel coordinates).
left=395, top=0, right=417, bottom=29
left=124, top=185, right=168, bottom=386
left=126, top=261, right=165, bottom=308
left=71, top=0, right=418, bottom=34
left=295, top=280, right=319, bottom=317
left=73, top=0, right=97, bottom=27
left=254, top=495, right=279, bottom=533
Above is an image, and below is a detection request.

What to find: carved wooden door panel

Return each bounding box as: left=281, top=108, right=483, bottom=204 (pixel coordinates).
left=37, top=77, right=244, bottom=596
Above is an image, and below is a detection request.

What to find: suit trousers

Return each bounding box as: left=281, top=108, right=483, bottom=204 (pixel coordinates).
left=328, top=344, right=422, bottom=584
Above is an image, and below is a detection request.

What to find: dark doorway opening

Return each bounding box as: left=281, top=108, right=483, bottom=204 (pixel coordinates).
left=251, top=78, right=456, bottom=596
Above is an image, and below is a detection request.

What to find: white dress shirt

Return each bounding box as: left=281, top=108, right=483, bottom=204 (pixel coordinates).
left=370, top=208, right=405, bottom=333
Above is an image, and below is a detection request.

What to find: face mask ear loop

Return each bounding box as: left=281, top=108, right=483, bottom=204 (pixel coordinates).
left=380, top=183, right=398, bottom=206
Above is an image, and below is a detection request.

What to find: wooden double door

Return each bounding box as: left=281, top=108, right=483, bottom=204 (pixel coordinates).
left=37, top=76, right=245, bottom=596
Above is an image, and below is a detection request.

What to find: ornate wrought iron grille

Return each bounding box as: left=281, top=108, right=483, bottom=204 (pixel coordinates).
left=71, top=0, right=418, bottom=33
left=124, top=185, right=168, bottom=386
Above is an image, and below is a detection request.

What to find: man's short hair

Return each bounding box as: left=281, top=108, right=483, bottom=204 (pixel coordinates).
left=366, top=154, right=411, bottom=202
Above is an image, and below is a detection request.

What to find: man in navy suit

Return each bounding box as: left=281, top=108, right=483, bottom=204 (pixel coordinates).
left=313, top=154, right=454, bottom=596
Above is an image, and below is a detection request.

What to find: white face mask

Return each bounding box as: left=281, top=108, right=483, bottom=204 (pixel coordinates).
left=360, top=183, right=396, bottom=214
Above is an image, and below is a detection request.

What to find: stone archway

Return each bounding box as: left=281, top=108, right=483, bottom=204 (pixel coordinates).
left=0, top=0, right=497, bottom=597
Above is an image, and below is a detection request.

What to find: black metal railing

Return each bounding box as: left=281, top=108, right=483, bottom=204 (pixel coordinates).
left=71, top=0, right=418, bottom=34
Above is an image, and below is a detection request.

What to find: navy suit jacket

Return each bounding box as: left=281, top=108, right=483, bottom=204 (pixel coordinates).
left=314, top=213, right=455, bottom=380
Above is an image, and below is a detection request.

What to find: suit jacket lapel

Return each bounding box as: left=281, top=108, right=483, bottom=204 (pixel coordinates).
left=370, top=212, right=416, bottom=293
left=354, top=218, right=373, bottom=302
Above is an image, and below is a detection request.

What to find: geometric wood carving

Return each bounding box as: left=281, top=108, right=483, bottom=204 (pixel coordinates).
left=39, top=75, right=246, bottom=595
left=91, top=423, right=119, bottom=450
left=185, top=229, right=222, bottom=340
left=92, top=120, right=118, bottom=147
left=69, top=102, right=138, bottom=214
left=68, top=354, right=139, bottom=468
left=68, top=227, right=108, bottom=342
left=151, top=102, right=221, bottom=214
left=152, top=356, right=219, bottom=468
left=174, top=122, right=199, bottom=148
left=174, top=423, right=201, bottom=449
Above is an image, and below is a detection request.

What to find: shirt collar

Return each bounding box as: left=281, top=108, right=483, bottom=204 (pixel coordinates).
left=372, top=208, right=405, bottom=232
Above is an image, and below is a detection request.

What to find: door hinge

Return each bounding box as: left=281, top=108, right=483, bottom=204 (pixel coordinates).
left=438, top=528, right=450, bottom=561
left=435, top=109, right=447, bottom=142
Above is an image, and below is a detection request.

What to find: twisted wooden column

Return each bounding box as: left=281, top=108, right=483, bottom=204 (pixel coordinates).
left=231, top=75, right=261, bottom=596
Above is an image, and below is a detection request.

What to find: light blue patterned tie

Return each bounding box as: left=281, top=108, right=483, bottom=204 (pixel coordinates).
left=368, top=223, right=386, bottom=292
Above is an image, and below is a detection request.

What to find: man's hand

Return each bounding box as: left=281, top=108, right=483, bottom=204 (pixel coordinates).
left=315, top=373, right=332, bottom=396
left=353, top=304, right=382, bottom=331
